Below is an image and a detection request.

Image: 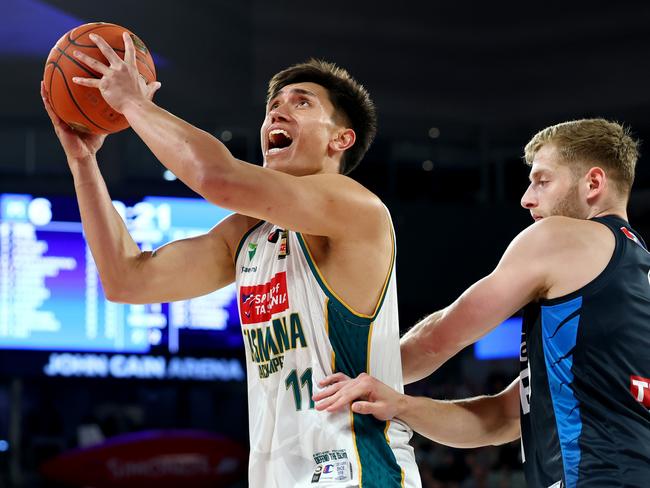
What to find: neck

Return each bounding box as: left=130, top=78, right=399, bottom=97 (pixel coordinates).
left=587, top=203, right=628, bottom=221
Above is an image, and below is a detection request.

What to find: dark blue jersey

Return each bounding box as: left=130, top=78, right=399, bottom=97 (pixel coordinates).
left=519, top=215, right=650, bottom=488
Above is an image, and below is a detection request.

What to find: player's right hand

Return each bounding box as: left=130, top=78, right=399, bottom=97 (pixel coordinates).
left=41, top=81, right=106, bottom=163
left=313, top=372, right=406, bottom=422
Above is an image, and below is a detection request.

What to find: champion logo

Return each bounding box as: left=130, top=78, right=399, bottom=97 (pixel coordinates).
left=630, top=375, right=650, bottom=408
left=239, top=272, right=289, bottom=324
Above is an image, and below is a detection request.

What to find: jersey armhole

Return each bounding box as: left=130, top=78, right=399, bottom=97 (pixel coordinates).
left=295, top=227, right=395, bottom=324
left=541, top=218, right=622, bottom=306
left=233, top=220, right=265, bottom=264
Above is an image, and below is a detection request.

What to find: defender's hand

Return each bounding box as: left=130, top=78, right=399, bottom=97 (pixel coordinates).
left=313, top=372, right=406, bottom=421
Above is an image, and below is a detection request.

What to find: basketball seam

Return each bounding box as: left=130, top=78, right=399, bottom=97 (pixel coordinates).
left=54, top=47, right=98, bottom=78
left=68, top=23, right=113, bottom=43
left=65, top=25, right=156, bottom=79
left=46, top=24, right=108, bottom=86
left=51, top=63, right=112, bottom=132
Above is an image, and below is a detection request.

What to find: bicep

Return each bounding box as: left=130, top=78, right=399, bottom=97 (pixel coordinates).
left=109, top=221, right=235, bottom=304
left=202, top=162, right=384, bottom=239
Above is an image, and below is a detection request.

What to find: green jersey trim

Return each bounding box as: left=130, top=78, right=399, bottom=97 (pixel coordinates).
left=295, top=227, right=395, bottom=323
left=234, top=220, right=265, bottom=263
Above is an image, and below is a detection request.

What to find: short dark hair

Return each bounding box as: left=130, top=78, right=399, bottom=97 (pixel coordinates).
left=267, top=59, right=377, bottom=175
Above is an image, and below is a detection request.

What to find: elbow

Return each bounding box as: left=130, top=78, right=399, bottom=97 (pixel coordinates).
left=98, top=260, right=142, bottom=304
left=101, top=272, right=136, bottom=303
left=102, top=279, right=127, bottom=303
left=421, top=327, right=461, bottom=359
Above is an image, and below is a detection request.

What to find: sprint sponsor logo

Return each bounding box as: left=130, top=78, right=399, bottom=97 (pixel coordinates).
left=239, top=272, right=289, bottom=324
left=242, top=312, right=307, bottom=379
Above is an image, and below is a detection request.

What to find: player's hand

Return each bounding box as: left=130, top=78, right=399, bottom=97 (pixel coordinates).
left=313, top=372, right=405, bottom=421
left=71, top=32, right=161, bottom=113
left=41, top=81, right=106, bottom=162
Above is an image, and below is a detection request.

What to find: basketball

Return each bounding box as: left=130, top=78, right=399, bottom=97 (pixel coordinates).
left=43, top=22, right=156, bottom=135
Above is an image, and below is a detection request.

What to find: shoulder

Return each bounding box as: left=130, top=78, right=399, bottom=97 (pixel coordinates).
left=304, top=173, right=389, bottom=237
left=505, top=217, right=615, bottom=294
left=513, top=216, right=611, bottom=253
left=308, top=173, right=381, bottom=199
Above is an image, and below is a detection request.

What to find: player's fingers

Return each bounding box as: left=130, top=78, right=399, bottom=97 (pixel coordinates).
left=72, top=77, right=101, bottom=88
left=312, top=381, right=345, bottom=402
left=351, top=401, right=377, bottom=416
left=318, top=372, right=349, bottom=388
left=41, top=82, right=63, bottom=124
left=325, top=394, right=357, bottom=412
left=323, top=383, right=369, bottom=412
left=72, top=50, right=109, bottom=75
left=88, top=33, right=122, bottom=66
left=122, top=32, right=136, bottom=66
left=314, top=394, right=339, bottom=411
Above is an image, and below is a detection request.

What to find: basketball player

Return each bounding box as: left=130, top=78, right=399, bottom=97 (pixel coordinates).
left=41, top=32, right=421, bottom=487
left=314, top=119, right=650, bottom=487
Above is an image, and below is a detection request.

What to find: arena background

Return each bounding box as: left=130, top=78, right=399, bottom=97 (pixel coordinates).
left=1, top=1, right=649, bottom=486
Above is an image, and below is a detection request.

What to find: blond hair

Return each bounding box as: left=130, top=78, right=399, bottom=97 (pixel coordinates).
left=524, top=119, right=639, bottom=195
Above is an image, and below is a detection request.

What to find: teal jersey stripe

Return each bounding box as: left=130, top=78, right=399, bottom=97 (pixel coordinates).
left=295, top=232, right=395, bottom=322
left=234, top=220, right=265, bottom=262
left=326, top=299, right=403, bottom=487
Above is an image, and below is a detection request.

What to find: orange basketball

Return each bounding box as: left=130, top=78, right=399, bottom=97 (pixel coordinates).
left=43, top=22, right=156, bottom=135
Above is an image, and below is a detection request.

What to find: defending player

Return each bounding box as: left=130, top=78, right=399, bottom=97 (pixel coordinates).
left=41, top=32, right=421, bottom=488
left=314, top=119, right=650, bottom=487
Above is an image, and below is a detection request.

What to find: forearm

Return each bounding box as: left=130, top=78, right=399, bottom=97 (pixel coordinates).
left=121, top=99, right=237, bottom=198
left=69, top=156, right=142, bottom=298
left=401, top=310, right=457, bottom=384
left=397, top=394, right=520, bottom=448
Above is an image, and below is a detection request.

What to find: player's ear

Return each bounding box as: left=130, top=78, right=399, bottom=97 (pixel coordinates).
left=585, top=167, right=606, bottom=199
left=329, top=128, right=355, bottom=153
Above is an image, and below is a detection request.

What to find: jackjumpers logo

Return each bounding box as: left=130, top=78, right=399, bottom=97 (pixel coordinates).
left=631, top=375, right=650, bottom=408
left=239, top=272, right=289, bottom=324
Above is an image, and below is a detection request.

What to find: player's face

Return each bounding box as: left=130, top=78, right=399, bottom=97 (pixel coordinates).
left=521, top=144, right=589, bottom=220
left=261, top=82, right=343, bottom=176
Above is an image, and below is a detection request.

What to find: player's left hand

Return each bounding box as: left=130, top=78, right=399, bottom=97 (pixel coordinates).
left=71, top=32, right=160, bottom=113
left=313, top=372, right=405, bottom=421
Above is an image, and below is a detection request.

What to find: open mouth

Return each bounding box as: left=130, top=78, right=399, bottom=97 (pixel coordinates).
left=267, top=129, right=293, bottom=155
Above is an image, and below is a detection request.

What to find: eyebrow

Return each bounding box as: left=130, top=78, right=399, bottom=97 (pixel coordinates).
left=529, top=169, right=549, bottom=182
left=267, top=88, right=317, bottom=105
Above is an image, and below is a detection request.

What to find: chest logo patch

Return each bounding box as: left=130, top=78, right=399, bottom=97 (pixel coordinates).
left=239, top=271, right=289, bottom=324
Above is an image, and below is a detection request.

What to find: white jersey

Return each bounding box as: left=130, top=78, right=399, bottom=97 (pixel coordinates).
left=235, top=219, right=421, bottom=488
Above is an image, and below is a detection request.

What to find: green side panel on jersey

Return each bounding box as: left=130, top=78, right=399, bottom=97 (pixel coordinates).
left=295, top=232, right=394, bottom=322
left=234, top=220, right=265, bottom=262
left=326, top=299, right=403, bottom=488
